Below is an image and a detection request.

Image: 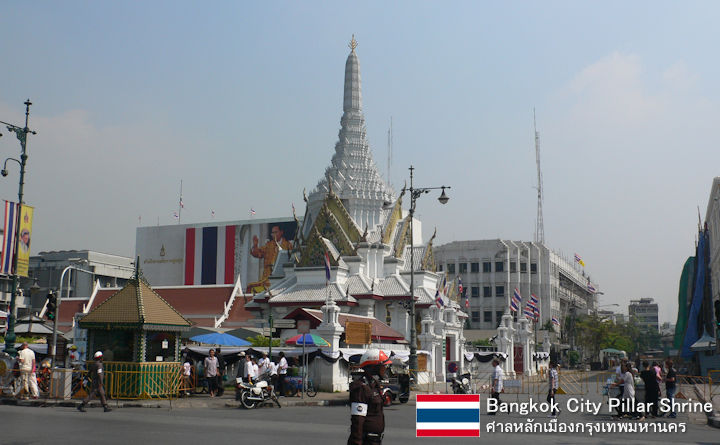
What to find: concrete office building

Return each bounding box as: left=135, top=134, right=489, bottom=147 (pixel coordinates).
left=434, top=240, right=598, bottom=332
left=628, top=298, right=659, bottom=332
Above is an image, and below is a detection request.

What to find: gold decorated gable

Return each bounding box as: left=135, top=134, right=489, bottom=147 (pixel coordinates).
left=298, top=193, right=359, bottom=267
left=393, top=215, right=412, bottom=258
left=421, top=228, right=437, bottom=272
left=381, top=189, right=404, bottom=244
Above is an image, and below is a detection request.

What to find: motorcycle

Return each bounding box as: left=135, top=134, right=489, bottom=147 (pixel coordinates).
left=235, top=373, right=281, bottom=409
left=380, top=374, right=411, bottom=406
left=450, top=373, right=471, bottom=394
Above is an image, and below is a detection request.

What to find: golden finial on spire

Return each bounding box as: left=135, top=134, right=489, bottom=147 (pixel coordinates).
left=349, top=34, right=358, bottom=52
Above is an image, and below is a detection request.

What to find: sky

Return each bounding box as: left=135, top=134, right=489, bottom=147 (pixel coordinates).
left=2, top=1, right=719, bottom=323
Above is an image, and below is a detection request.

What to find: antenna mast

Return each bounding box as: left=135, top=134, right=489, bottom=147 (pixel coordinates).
left=534, top=109, right=545, bottom=244
left=387, top=116, right=393, bottom=188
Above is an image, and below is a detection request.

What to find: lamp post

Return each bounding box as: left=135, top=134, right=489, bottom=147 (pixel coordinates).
left=400, top=165, right=450, bottom=378
left=1, top=100, right=36, bottom=358
left=51, top=260, right=91, bottom=366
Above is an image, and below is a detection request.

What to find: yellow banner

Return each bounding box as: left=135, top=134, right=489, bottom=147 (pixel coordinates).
left=16, top=204, right=33, bottom=277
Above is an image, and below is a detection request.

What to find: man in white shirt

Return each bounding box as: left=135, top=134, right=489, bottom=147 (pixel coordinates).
left=278, top=352, right=288, bottom=396
left=489, top=359, right=503, bottom=415
left=258, top=352, right=270, bottom=377
left=269, top=360, right=278, bottom=388
left=16, top=343, right=38, bottom=399
left=244, top=354, right=256, bottom=384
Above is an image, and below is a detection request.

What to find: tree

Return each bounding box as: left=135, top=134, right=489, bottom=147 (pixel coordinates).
left=247, top=334, right=281, bottom=347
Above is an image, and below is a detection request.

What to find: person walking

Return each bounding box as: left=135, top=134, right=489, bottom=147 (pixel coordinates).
left=16, top=343, right=38, bottom=399
left=348, top=350, right=389, bottom=445
left=547, top=361, right=559, bottom=417
left=278, top=352, right=288, bottom=396
left=78, top=351, right=111, bottom=412
left=639, top=361, right=659, bottom=417
left=664, top=359, right=677, bottom=418
left=269, top=359, right=278, bottom=389
left=216, top=348, right=226, bottom=397
left=182, top=357, right=193, bottom=396
left=204, top=349, right=219, bottom=397
left=488, top=359, right=504, bottom=415
left=244, top=354, right=256, bottom=384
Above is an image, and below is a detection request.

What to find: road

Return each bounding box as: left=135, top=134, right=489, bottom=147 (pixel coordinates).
left=1, top=396, right=717, bottom=445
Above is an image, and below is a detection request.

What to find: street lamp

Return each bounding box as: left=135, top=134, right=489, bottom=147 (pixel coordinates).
left=50, top=260, right=91, bottom=365
left=399, top=165, right=450, bottom=378
left=1, top=100, right=36, bottom=358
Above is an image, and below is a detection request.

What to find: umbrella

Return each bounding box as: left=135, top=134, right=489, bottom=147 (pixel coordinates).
left=189, top=332, right=251, bottom=346
left=285, top=333, right=331, bottom=347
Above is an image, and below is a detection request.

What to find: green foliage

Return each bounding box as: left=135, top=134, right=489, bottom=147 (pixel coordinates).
left=567, top=350, right=580, bottom=367
left=471, top=338, right=493, bottom=347
left=568, top=313, right=662, bottom=360
left=247, top=334, right=281, bottom=347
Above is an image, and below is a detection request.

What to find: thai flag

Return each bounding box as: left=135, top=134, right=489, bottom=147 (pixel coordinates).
left=552, top=316, right=560, bottom=326
left=574, top=253, right=585, bottom=267
left=324, top=250, right=331, bottom=282
left=524, top=308, right=535, bottom=319
left=457, top=277, right=463, bottom=296
left=0, top=201, right=18, bottom=275
left=416, top=394, right=480, bottom=437
left=250, top=208, right=256, bottom=216
left=587, top=282, right=596, bottom=293
left=529, top=293, right=539, bottom=309
left=184, top=225, right=237, bottom=285
left=510, top=288, right=521, bottom=312
left=435, top=290, right=444, bottom=309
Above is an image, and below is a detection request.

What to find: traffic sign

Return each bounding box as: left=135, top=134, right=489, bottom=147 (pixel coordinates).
left=447, top=361, right=458, bottom=374
left=273, top=319, right=296, bottom=328
left=261, top=328, right=277, bottom=336
left=297, top=320, right=311, bottom=334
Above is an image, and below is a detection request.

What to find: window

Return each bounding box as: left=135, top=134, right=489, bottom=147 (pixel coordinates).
left=496, top=311, right=504, bottom=324
left=495, top=286, right=505, bottom=297
left=385, top=303, right=392, bottom=325
left=438, top=264, right=443, bottom=272
left=530, top=263, right=537, bottom=274
left=483, top=286, right=492, bottom=298
left=484, top=311, right=492, bottom=322
left=471, top=286, right=480, bottom=298
left=447, top=263, right=456, bottom=274
left=510, top=262, right=517, bottom=273
left=520, top=263, right=527, bottom=273
left=495, top=262, right=504, bottom=272
left=470, top=262, right=479, bottom=273
left=459, top=263, right=468, bottom=274
left=483, top=262, right=491, bottom=273
left=471, top=311, right=480, bottom=323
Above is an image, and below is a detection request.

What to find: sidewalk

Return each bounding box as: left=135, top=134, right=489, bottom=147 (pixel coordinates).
left=692, top=383, right=720, bottom=428
left=0, top=391, right=351, bottom=410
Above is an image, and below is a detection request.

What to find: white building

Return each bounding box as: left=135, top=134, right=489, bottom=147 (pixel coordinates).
left=434, top=240, right=598, bottom=332
left=628, top=298, right=659, bottom=332
left=247, top=37, right=466, bottom=390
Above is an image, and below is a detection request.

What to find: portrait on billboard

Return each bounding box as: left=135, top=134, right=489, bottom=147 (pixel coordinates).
left=247, top=220, right=297, bottom=293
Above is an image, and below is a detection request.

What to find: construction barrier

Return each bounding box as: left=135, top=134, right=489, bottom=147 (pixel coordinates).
left=104, top=362, right=182, bottom=399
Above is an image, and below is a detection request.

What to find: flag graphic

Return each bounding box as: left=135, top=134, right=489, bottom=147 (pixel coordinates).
left=184, top=225, right=237, bottom=285
left=416, top=394, right=481, bottom=437
left=324, top=250, right=331, bottom=282
left=510, top=288, right=522, bottom=312
left=211, top=209, right=215, bottom=218
left=587, top=282, right=596, bottom=293
left=574, top=253, right=585, bottom=267
left=250, top=208, right=256, bottom=216
left=552, top=316, right=560, bottom=326
left=465, top=296, right=470, bottom=309
left=435, top=290, right=444, bottom=309
left=0, top=201, right=18, bottom=275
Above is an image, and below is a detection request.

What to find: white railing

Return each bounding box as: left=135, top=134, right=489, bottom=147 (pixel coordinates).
left=214, top=275, right=244, bottom=328
left=82, top=280, right=102, bottom=313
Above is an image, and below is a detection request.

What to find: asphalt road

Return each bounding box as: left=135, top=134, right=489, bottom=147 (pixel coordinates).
left=1, top=397, right=717, bottom=444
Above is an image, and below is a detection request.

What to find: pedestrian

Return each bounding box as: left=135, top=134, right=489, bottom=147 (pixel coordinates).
left=236, top=351, right=247, bottom=381
left=613, top=358, right=626, bottom=416
left=244, top=354, right=256, bottom=384
left=204, top=349, right=219, bottom=397
left=269, top=359, right=278, bottom=389
left=182, top=356, right=193, bottom=396
left=488, top=359, right=503, bottom=415
left=216, top=347, right=226, bottom=397
left=77, top=351, right=111, bottom=412
left=278, top=352, right=288, bottom=397
left=613, top=362, right=639, bottom=419
left=664, top=359, right=677, bottom=418
left=639, top=361, right=659, bottom=417
left=653, top=361, right=663, bottom=398
left=258, top=352, right=270, bottom=377
left=348, top=350, right=389, bottom=445
left=16, top=343, right=38, bottom=399
left=547, top=360, right=559, bottom=417
left=252, top=358, right=259, bottom=381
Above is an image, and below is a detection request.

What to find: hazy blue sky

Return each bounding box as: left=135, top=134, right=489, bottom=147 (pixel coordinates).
left=2, top=2, right=719, bottom=322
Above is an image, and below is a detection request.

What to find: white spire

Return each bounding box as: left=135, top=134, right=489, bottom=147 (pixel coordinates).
left=308, top=36, right=394, bottom=234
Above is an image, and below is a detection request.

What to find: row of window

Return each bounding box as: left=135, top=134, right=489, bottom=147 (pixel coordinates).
left=441, top=261, right=537, bottom=275
left=470, top=310, right=505, bottom=324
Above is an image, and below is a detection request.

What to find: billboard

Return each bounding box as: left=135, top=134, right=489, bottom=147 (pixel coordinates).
left=16, top=204, right=34, bottom=277
left=136, top=218, right=298, bottom=290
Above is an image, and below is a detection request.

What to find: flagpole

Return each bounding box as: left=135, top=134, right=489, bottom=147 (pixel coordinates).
left=178, top=180, right=183, bottom=224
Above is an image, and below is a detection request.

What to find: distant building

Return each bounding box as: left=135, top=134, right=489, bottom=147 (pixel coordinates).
left=28, top=250, right=135, bottom=311
left=434, top=240, right=598, bottom=331
left=628, top=298, right=659, bottom=332
left=598, top=309, right=625, bottom=324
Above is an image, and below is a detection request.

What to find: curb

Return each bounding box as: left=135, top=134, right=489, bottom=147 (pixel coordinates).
left=225, top=398, right=349, bottom=408
left=692, top=384, right=720, bottom=429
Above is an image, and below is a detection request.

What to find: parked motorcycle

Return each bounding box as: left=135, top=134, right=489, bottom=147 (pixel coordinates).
left=450, top=373, right=471, bottom=394
left=236, top=374, right=281, bottom=409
